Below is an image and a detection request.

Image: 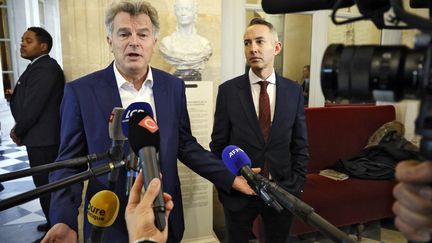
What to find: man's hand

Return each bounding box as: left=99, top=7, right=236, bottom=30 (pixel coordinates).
left=9, top=126, right=22, bottom=146
left=231, top=168, right=261, bottom=195
left=393, top=160, right=432, bottom=242
left=41, top=223, right=77, bottom=243
left=125, top=171, right=173, bottom=243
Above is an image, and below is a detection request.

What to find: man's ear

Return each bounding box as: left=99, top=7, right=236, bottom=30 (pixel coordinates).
left=40, top=43, right=49, bottom=53
left=107, top=36, right=113, bottom=52
left=274, top=41, right=282, bottom=56
left=152, top=38, right=157, bottom=53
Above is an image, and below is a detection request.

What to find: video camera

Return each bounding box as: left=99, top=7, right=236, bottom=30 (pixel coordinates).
left=262, top=0, right=432, bottom=159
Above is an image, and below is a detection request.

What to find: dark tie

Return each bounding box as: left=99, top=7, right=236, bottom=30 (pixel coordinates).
left=258, top=81, right=271, bottom=178
left=258, top=81, right=271, bottom=142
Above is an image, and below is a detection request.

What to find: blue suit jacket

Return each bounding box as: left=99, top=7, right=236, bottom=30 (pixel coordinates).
left=49, top=63, right=235, bottom=243
left=210, top=73, right=309, bottom=211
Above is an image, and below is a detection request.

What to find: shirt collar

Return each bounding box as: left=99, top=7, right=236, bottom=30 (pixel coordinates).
left=248, top=68, right=276, bottom=85
left=114, top=61, right=154, bottom=89
left=31, top=54, right=48, bottom=64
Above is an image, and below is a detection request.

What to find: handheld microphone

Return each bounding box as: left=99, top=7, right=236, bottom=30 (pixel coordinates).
left=121, top=102, right=154, bottom=137
left=222, top=145, right=283, bottom=212
left=128, top=111, right=166, bottom=231
left=121, top=102, right=153, bottom=195
left=86, top=190, right=120, bottom=243
left=107, top=107, right=127, bottom=190
left=261, top=0, right=354, bottom=14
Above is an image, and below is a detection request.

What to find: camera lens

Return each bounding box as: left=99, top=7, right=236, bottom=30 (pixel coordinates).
left=321, top=44, right=424, bottom=102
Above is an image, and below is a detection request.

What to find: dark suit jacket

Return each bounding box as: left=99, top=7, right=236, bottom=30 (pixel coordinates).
left=49, top=63, right=235, bottom=243
left=10, top=55, right=64, bottom=147
left=210, top=73, right=309, bottom=211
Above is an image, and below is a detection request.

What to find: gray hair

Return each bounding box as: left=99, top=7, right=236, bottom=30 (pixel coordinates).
left=105, top=0, right=160, bottom=38
left=248, top=17, right=279, bottom=42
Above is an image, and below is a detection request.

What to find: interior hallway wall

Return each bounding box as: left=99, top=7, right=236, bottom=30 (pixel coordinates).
left=59, top=0, right=221, bottom=86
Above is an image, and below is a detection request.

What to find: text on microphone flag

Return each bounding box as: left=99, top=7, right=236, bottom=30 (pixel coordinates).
left=87, top=190, right=119, bottom=227
left=121, top=102, right=154, bottom=137
left=138, top=116, right=159, bottom=133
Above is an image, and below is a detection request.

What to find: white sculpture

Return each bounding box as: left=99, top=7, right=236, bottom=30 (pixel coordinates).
left=159, top=0, right=212, bottom=80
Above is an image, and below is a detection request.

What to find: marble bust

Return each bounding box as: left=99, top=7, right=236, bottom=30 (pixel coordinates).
left=159, top=0, right=212, bottom=80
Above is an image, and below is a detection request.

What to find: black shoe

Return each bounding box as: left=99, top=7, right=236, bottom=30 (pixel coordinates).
left=36, top=223, right=50, bottom=232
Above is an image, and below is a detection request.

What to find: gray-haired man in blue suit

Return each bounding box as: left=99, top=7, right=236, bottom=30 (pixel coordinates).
left=43, top=1, right=253, bottom=243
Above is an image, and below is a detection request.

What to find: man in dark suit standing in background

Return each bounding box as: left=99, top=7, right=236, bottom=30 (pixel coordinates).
left=210, top=18, right=309, bottom=243
left=10, top=27, right=65, bottom=234
left=301, top=64, right=310, bottom=105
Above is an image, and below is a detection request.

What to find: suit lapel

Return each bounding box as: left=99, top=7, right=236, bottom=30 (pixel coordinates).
left=11, top=56, right=49, bottom=101
left=269, top=75, right=292, bottom=142
left=152, top=69, right=169, bottom=129
left=92, top=63, right=122, bottom=124
left=237, top=75, right=265, bottom=145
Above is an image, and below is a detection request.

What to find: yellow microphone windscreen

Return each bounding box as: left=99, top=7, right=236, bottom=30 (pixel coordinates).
left=87, top=190, right=120, bottom=227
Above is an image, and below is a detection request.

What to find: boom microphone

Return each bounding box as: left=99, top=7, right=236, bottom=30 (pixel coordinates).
left=0, top=159, right=125, bottom=211
left=108, top=107, right=127, bottom=190
left=0, top=152, right=108, bottom=182
left=254, top=173, right=356, bottom=243
left=86, top=190, right=120, bottom=243
left=223, top=145, right=356, bottom=243
left=222, top=145, right=283, bottom=212
left=128, top=111, right=165, bottom=231
left=261, top=0, right=354, bottom=14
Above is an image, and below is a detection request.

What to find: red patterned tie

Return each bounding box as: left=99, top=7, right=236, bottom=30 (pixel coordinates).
left=258, top=81, right=270, bottom=178
left=258, top=81, right=271, bottom=142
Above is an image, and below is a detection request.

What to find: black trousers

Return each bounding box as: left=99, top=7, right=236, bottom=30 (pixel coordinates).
left=26, top=144, right=59, bottom=226
left=223, top=197, right=293, bottom=243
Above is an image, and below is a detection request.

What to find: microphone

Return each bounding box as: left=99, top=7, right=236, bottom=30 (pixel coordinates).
left=0, top=159, right=125, bottom=211
left=107, top=107, right=127, bottom=190
left=261, top=0, right=354, bottom=14
left=128, top=111, right=166, bottom=231
left=0, top=152, right=108, bottom=182
left=222, top=145, right=355, bottom=243
left=86, top=190, right=120, bottom=243
left=125, top=148, right=139, bottom=196
left=221, top=145, right=283, bottom=212
left=121, top=102, right=153, bottom=196
left=121, top=102, right=154, bottom=137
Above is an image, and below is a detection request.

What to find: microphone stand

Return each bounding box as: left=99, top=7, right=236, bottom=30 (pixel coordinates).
left=0, top=152, right=109, bottom=182
left=0, top=160, right=125, bottom=211
left=125, top=149, right=139, bottom=197
left=254, top=174, right=356, bottom=243
left=107, top=143, right=125, bottom=190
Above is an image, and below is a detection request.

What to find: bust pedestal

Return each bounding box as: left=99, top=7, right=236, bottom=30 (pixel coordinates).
left=173, top=69, right=202, bottom=81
